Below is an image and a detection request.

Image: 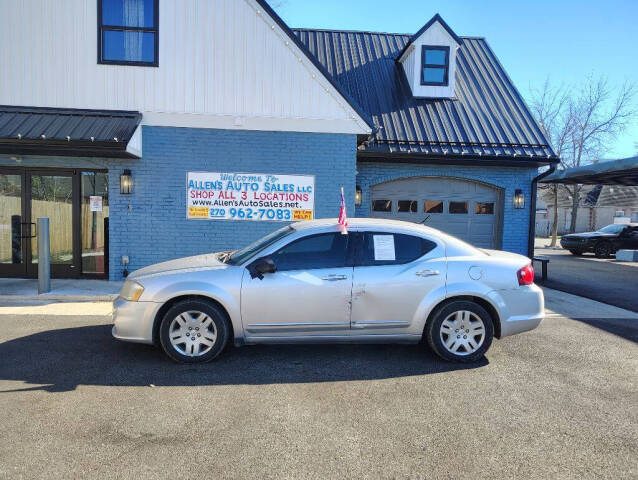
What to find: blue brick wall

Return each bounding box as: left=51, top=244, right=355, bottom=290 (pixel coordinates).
left=107, top=127, right=357, bottom=279
left=354, top=162, right=538, bottom=255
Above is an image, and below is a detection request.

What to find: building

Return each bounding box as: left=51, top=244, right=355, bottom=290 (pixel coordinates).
left=537, top=185, right=638, bottom=236
left=0, top=0, right=557, bottom=281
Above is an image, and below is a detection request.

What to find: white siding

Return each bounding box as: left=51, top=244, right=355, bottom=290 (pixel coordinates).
left=399, top=21, right=458, bottom=99
left=0, top=0, right=370, bottom=134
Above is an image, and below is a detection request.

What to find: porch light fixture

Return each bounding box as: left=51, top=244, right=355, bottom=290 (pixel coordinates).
left=120, top=169, right=133, bottom=194
left=514, top=189, right=525, bottom=209
left=355, top=186, right=362, bottom=207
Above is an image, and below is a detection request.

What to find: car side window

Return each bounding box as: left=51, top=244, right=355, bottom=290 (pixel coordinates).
left=356, top=232, right=437, bottom=266
left=271, top=233, right=350, bottom=271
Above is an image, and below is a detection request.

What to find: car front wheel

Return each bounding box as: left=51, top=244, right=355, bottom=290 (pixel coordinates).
left=426, top=300, right=494, bottom=363
left=159, top=299, right=230, bottom=363
left=569, top=249, right=583, bottom=256
left=594, top=241, right=612, bottom=258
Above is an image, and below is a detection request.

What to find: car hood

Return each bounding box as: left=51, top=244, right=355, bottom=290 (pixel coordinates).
left=563, top=232, right=614, bottom=239
left=128, top=253, right=227, bottom=279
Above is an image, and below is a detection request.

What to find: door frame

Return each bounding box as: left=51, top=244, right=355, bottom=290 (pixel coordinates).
left=0, top=166, right=109, bottom=279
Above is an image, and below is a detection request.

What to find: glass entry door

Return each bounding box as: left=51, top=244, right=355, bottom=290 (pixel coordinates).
left=0, top=171, right=25, bottom=276
left=26, top=171, right=77, bottom=277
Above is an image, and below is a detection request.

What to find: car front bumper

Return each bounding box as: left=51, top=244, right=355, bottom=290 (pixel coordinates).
left=560, top=238, right=592, bottom=251
left=111, top=296, right=160, bottom=345
left=489, top=284, right=544, bottom=338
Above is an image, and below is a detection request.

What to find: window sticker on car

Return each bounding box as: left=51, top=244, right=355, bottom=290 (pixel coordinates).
left=373, top=235, right=396, bottom=261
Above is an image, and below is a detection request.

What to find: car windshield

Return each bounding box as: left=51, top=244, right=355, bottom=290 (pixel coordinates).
left=598, top=224, right=626, bottom=234
left=225, top=226, right=295, bottom=265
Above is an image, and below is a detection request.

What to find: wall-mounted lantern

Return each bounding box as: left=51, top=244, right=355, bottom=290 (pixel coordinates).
left=355, top=185, right=362, bottom=207
left=514, top=189, right=525, bottom=209
left=120, top=169, right=133, bottom=194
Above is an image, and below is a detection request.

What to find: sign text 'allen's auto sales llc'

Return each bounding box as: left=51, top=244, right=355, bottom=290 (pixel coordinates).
left=187, top=172, right=315, bottom=221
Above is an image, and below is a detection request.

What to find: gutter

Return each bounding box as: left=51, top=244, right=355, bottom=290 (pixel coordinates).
left=527, top=164, right=557, bottom=259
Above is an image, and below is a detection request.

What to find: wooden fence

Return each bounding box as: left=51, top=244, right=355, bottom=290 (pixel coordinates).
left=0, top=196, right=108, bottom=262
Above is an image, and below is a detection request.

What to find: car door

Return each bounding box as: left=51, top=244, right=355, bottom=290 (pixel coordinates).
left=241, top=232, right=354, bottom=338
left=350, top=231, right=446, bottom=335
left=620, top=226, right=638, bottom=249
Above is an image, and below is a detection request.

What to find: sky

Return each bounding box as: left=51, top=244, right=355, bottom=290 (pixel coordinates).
left=270, top=0, right=638, bottom=160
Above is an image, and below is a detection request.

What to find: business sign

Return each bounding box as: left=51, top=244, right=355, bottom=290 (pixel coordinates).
left=187, top=172, right=314, bottom=221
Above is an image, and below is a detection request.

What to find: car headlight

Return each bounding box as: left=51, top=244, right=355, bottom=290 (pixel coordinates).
left=120, top=280, right=145, bottom=301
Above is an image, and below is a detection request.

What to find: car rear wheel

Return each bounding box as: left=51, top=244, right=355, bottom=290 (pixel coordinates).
left=426, top=300, right=494, bottom=363
left=594, top=241, right=612, bottom=258
left=569, top=249, right=583, bottom=256
left=159, top=299, right=230, bottom=363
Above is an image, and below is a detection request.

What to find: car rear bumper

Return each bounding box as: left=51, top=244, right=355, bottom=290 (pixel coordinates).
left=489, top=284, right=544, bottom=338
left=112, top=297, right=159, bottom=344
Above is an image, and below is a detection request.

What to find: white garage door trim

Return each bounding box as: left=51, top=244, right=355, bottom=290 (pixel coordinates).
left=370, top=176, right=504, bottom=249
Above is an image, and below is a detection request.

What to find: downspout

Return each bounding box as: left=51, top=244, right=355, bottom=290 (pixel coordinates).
left=527, top=163, right=557, bottom=259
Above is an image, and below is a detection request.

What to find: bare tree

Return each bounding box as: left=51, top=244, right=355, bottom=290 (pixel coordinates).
left=563, top=76, right=635, bottom=233
left=530, top=79, right=573, bottom=246
left=531, top=76, right=636, bottom=243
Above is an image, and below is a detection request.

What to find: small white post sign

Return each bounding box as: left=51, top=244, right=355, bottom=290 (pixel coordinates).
left=187, top=172, right=315, bottom=221
left=89, top=196, right=103, bottom=212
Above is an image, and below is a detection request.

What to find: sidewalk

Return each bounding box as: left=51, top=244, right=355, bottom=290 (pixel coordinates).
left=0, top=278, right=123, bottom=303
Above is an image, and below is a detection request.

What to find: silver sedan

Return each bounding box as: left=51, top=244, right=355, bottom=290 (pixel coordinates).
left=112, top=218, right=543, bottom=363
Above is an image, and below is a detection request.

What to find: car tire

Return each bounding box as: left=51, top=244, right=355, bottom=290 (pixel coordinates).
left=159, top=299, right=230, bottom=364
left=569, top=250, right=583, bottom=256
left=594, top=241, right=612, bottom=258
left=426, top=300, right=494, bottom=363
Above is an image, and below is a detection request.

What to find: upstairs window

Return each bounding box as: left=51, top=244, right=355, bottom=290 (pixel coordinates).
left=421, top=46, right=449, bottom=86
left=98, top=0, right=159, bottom=66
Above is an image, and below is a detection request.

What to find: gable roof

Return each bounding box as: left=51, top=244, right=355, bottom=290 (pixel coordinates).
left=294, top=28, right=557, bottom=164
left=397, top=14, right=462, bottom=61
left=254, top=0, right=374, bottom=132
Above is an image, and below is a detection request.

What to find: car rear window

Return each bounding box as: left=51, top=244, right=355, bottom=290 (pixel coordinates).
left=357, top=232, right=437, bottom=266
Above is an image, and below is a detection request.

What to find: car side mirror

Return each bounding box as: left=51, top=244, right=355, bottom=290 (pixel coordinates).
left=250, top=257, right=277, bottom=280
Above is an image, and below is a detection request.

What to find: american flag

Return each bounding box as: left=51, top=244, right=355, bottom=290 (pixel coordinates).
left=338, top=187, right=348, bottom=234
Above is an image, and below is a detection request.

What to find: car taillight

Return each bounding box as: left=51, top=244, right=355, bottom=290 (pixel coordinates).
left=517, top=264, right=535, bottom=286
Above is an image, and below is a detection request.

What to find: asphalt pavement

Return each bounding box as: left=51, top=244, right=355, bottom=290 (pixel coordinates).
left=534, top=248, right=638, bottom=312
left=0, top=298, right=636, bottom=479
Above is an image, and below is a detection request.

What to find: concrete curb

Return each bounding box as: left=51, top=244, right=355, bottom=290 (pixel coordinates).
left=0, top=294, right=118, bottom=303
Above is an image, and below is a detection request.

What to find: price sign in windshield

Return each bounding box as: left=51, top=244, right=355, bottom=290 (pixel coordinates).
left=187, top=172, right=315, bottom=222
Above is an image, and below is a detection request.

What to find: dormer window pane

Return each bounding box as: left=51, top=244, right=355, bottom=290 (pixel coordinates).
left=421, top=46, right=449, bottom=86
left=425, top=49, right=447, bottom=66
left=424, top=68, right=445, bottom=84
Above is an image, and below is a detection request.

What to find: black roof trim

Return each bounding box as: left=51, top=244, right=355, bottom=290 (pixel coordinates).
left=0, top=105, right=142, bottom=159
left=357, top=150, right=555, bottom=168
left=254, top=0, right=374, bottom=132
left=397, top=13, right=462, bottom=61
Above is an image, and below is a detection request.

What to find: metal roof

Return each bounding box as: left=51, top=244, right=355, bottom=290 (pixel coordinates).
left=0, top=105, right=142, bottom=158
left=294, top=29, right=557, bottom=164
left=542, top=156, right=638, bottom=186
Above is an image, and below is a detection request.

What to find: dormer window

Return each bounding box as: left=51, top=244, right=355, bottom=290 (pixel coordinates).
left=421, top=46, right=449, bottom=86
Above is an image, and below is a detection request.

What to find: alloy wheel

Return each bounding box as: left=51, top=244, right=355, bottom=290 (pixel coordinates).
left=169, top=311, right=217, bottom=357
left=439, top=310, right=486, bottom=356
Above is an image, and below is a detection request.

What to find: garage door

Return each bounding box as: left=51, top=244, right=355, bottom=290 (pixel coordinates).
left=370, top=177, right=502, bottom=248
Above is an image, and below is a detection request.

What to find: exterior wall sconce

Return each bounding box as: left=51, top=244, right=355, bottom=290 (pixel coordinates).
left=514, top=189, right=525, bottom=209
left=120, top=169, right=133, bottom=194
left=355, top=185, right=362, bottom=207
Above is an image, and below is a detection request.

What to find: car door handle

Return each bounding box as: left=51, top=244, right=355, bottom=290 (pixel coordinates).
left=321, top=274, right=348, bottom=281
left=416, top=269, right=439, bottom=277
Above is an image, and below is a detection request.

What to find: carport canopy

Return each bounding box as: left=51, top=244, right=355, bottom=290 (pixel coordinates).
left=542, top=156, right=638, bottom=185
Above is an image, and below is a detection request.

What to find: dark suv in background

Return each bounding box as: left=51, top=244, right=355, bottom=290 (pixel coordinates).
left=560, top=223, right=638, bottom=257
